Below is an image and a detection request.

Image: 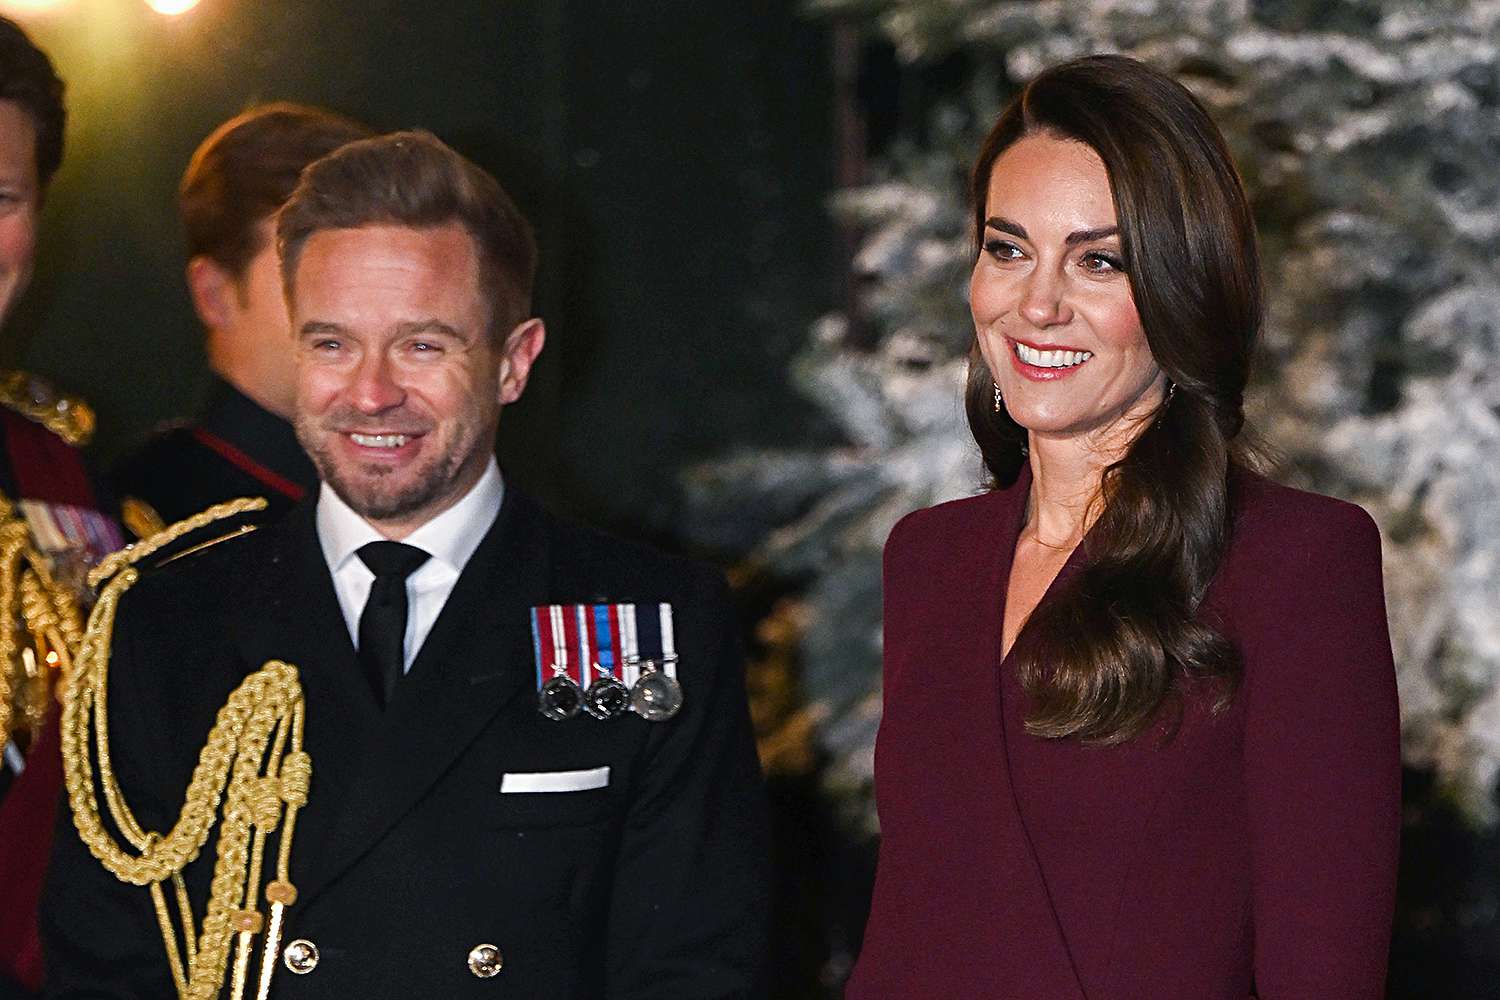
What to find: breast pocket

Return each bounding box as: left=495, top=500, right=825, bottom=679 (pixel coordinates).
left=487, top=766, right=615, bottom=828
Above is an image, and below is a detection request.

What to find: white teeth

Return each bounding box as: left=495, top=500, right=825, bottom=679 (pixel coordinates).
left=1015, top=343, right=1093, bottom=369
left=350, top=433, right=409, bottom=448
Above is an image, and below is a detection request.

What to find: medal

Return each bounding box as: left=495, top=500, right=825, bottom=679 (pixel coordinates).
left=539, top=674, right=583, bottom=720
left=585, top=675, right=630, bottom=719
left=531, top=606, right=582, bottom=721
left=583, top=605, right=628, bottom=720
left=623, top=602, right=683, bottom=721
left=629, top=666, right=683, bottom=722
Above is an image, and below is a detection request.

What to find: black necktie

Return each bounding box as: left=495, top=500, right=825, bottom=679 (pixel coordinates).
left=356, top=541, right=430, bottom=707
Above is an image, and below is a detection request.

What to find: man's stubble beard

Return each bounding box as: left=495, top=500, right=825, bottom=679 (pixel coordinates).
left=296, top=415, right=469, bottom=523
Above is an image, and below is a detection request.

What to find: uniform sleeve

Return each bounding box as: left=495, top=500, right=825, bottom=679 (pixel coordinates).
left=41, top=592, right=181, bottom=999
left=1241, top=503, right=1401, bottom=997
left=603, top=567, right=771, bottom=999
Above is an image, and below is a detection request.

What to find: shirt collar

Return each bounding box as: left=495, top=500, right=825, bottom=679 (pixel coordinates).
left=316, top=458, right=504, bottom=576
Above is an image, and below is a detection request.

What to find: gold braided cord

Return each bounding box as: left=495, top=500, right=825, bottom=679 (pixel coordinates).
left=59, top=496, right=311, bottom=1000
left=0, top=491, right=87, bottom=755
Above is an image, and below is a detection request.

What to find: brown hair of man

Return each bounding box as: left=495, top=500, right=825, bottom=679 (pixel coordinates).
left=0, top=15, right=65, bottom=189
left=276, top=129, right=537, bottom=339
left=181, top=102, right=372, bottom=278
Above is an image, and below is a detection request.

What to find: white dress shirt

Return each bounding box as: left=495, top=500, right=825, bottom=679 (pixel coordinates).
left=317, top=458, right=504, bottom=673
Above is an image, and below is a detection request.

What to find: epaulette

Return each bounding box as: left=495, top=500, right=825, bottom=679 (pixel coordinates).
left=89, top=496, right=268, bottom=586
left=0, top=369, right=95, bottom=447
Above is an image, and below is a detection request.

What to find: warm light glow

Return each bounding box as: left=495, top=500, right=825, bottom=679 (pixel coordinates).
left=144, top=0, right=200, bottom=13
left=0, top=0, right=71, bottom=12
left=45, top=650, right=60, bottom=666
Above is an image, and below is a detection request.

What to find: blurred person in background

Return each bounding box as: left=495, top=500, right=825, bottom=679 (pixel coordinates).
left=848, top=55, right=1399, bottom=999
left=0, top=15, right=122, bottom=999
left=109, top=103, right=371, bottom=537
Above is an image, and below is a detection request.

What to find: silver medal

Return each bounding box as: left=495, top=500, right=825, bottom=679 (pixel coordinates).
left=629, top=661, right=683, bottom=721
left=584, top=673, right=630, bottom=720
left=539, top=674, right=583, bottom=721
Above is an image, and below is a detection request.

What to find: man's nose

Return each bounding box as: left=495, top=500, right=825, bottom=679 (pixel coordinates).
left=349, top=353, right=405, bottom=413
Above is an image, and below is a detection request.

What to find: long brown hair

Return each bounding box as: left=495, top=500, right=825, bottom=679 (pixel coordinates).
left=967, top=55, right=1260, bottom=743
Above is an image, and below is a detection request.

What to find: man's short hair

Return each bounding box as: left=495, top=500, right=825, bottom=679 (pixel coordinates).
left=181, top=102, right=372, bottom=278
left=0, top=16, right=65, bottom=189
left=277, top=130, right=537, bottom=337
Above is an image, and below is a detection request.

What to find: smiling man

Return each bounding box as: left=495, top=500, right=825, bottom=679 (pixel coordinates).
left=42, top=132, right=769, bottom=998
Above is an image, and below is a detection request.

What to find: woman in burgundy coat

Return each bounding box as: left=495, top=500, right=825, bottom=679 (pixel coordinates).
left=847, top=56, right=1400, bottom=999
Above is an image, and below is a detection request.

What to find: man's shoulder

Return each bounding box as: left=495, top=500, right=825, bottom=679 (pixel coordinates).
left=111, top=500, right=286, bottom=606
left=543, top=508, right=727, bottom=603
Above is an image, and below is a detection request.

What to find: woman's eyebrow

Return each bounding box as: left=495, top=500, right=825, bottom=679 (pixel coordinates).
left=984, top=217, right=1119, bottom=246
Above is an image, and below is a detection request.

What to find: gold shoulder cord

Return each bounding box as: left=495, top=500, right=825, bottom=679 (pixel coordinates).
left=59, top=497, right=311, bottom=1000
left=0, top=491, right=85, bottom=760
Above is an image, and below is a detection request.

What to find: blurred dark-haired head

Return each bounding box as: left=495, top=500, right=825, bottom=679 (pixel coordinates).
left=0, top=16, right=64, bottom=190
left=181, top=102, right=373, bottom=279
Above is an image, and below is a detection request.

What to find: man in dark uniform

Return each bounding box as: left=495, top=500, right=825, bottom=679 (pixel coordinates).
left=0, top=17, right=122, bottom=999
left=43, top=131, right=770, bottom=997
left=109, top=104, right=371, bottom=537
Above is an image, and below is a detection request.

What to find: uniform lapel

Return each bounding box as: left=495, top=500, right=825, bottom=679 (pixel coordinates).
left=986, top=466, right=1090, bottom=998
left=229, top=502, right=380, bottom=892
left=298, top=488, right=546, bottom=903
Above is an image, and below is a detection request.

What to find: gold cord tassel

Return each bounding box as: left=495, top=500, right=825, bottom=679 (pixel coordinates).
left=59, top=497, right=312, bottom=1000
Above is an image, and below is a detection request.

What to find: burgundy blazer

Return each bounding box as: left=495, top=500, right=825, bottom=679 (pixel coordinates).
left=847, top=468, right=1400, bottom=999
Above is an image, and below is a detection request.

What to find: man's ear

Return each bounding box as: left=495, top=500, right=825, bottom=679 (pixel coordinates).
left=185, top=256, right=238, bottom=332
left=498, top=318, right=546, bottom=405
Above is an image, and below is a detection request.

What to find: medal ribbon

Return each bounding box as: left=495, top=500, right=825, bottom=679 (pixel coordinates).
left=591, top=604, right=622, bottom=677
left=618, top=603, right=639, bottom=687
left=530, top=605, right=586, bottom=690
left=532, top=602, right=675, bottom=692
left=659, top=603, right=678, bottom=679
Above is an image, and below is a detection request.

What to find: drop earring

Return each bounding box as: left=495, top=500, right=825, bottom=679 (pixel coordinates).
left=993, top=382, right=1002, bottom=413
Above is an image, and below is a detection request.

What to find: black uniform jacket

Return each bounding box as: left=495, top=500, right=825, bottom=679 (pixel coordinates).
left=109, top=379, right=318, bottom=531
left=41, top=487, right=770, bottom=998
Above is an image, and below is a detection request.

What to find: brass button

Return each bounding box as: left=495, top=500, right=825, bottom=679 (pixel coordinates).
left=283, top=938, right=320, bottom=975
left=467, top=942, right=503, bottom=978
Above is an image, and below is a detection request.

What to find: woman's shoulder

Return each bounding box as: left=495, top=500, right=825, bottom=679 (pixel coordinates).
left=1226, top=466, right=1382, bottom=570
left=887, top=485, right=1018, bottom=552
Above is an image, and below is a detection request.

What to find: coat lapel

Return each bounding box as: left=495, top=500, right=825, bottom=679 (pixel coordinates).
left=229, top=502, right=379, bottom=891
left=983, top=467, right=1090, bottom=998
left=297, top=488, right=546, bottom=903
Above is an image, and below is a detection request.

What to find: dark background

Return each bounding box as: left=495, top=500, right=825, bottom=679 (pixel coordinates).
left=11, top=0, right=838, bottom=542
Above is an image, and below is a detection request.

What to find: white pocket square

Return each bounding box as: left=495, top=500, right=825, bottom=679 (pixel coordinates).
left=500, top=766, right=610, bottom=794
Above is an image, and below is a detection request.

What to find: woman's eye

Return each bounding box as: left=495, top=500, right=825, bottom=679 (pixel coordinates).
left=1080, top=251, right=1124, bottom=273
left=983, top=239, right=1024, bottom=261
